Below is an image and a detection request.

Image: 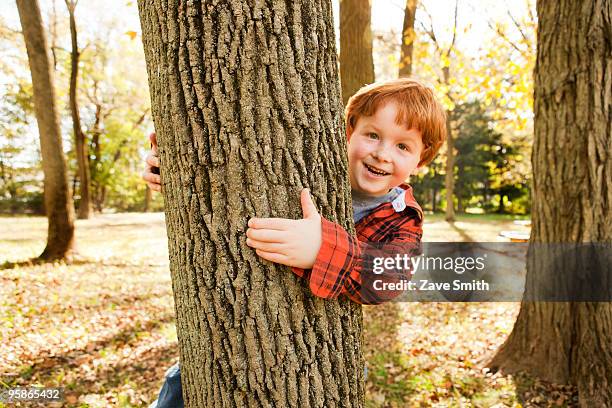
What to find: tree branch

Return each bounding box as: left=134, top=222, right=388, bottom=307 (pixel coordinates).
left=445, top=0, right=459, bottom=58
left=507, top=9, right=529, bottom=45
left=486, top=19, right=525, bottom=55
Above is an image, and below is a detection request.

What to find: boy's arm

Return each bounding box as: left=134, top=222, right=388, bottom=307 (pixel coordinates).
left=247, top=190, right=422, bottom=304
left=293, top=214, right=422, bottom=305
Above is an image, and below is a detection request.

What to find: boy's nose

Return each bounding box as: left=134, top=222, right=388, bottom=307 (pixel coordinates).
left=372, top=147, right=391, bottom=162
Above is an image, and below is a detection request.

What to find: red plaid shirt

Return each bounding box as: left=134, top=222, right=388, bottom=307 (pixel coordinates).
left=292, top=184, right=423, bottom=304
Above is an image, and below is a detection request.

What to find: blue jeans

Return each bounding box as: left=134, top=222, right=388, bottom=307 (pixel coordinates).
left=150, top=363, right=183, bottom=408
left=150, top=362, right=368, bottom=407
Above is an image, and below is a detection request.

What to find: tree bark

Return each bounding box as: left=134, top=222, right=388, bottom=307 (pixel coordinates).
left=16, top=0, right=75, bottom=261
left=137, top=1, right=363, bottom=407
left=144, top=185, right=152, bottom=212
left=443, top=65, right=455, bottom=222
left=340, top=0, right=375, bottom=105
left=398, top=0, right=417, bottom=77
left=66, top=0, right=92, bottom=219
left=488, top=1, right=612, bottom=406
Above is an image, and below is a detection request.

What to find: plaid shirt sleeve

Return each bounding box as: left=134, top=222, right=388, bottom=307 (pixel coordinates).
left=291, top=209, right=422, bottom=304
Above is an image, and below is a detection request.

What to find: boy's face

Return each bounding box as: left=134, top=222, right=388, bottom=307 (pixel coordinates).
left=347, top=102, right=424, bottom=197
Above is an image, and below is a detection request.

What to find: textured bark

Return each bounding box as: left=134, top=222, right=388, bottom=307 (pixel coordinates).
left=488, top=1, right=612, bottom=406
left=16, top=0, right=75, bottom=260
left=340, top=0, right=374, bottom=105
left=137, top=1, right=363, bottom=407
left=398, top=0, right=417, bottom=77
left=442, top=66, right=455, bottom=222
left=66, top=0, right=92, bottom=219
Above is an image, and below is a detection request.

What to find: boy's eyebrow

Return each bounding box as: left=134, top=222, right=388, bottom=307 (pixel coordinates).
left=361, top=122, right=380, bottom=132
left=362, top=122, right=421, bottom=145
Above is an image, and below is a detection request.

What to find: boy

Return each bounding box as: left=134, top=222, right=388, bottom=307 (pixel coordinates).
left=143, top=78, right=446, bottom=407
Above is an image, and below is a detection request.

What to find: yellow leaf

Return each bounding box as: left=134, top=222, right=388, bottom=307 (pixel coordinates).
left=126, top=31, right=137, bottom=40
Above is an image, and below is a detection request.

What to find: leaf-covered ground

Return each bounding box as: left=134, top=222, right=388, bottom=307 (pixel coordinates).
left=0, top=213, right=577, bottom=407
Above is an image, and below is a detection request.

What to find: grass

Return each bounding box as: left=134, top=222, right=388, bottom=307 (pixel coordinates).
left=425, top=212, right=530, bottom=222
left=0, top=213, right=577, bottom=407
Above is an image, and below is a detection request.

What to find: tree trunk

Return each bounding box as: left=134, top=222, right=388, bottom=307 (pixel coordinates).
left=16, top=0, right=75, bottom=261
left=137, top=1, right=364, bottom=407
left=431, top=188, right=437, bottom=213
left=144, top=185, right=152, bottom=213
left=488, top=1, right=612, bottom=406
left=398, top=0, right=417, bottom=77
left=457, top=197, right=464, bottom=214
left=497, top=194, right=505, bottom=214
left=66, top=0, right=92, bottom=219
left=340, top=0, right=375, bottom=105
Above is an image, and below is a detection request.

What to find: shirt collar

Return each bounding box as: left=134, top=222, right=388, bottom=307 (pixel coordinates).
left=395, top=183, right=423, bottom=221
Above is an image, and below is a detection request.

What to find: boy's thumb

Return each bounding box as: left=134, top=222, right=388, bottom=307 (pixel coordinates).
left=149, top=132, right=158, bottom=150
left=300, top=188, right=318, bottom=219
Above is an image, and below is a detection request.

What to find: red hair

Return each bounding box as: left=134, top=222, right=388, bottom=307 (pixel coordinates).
left=345, top=78, right=447, bottom=166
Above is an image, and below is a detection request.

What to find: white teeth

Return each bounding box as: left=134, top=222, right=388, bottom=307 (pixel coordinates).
left=365, top=164, right=389, bottom=176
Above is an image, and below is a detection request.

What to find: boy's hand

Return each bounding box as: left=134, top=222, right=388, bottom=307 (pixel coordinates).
left=246, top=189, right=322, bottom=269
left=142, top=132, right=161, bottom=192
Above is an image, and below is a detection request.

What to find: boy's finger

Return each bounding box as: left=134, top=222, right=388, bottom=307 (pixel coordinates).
left=248, top=217, right=294, bottom=230
left=143, top=171, right=161, bottom=184
left=147, top=182, right=161, bottom=192
left=246, top=238, right=285, bottom=253
left=146, top=154, right=160, bottom=168
left=246, top=228, right=286, bottom=243
left=255, top=249, right=290, bottom=266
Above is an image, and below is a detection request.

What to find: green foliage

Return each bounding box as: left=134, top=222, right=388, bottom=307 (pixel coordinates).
left=411, top=155, right=444, bottom=213
left=76, top=28, right=154, bottom=213
left=0, top=78, right=44, bottom=214
left=1, top=6, right=157, bottom=214
left=411, top=100, right=530, bottom=214
left=453, top=100, right=529, bottom=214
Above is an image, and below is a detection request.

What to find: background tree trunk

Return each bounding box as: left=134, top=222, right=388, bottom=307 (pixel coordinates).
left=138, top=1, right=363, bottom=407
left=143, top=185, right=152, bottom=213
left=340, top=0, right=375, bottom=105
left=16, top=0, right=75, bottom=261
left=66, top=0, right=92, bottom=219
left=488, top=1, right=612, bottom=406
left=398, top=0, right=417, bottom=77
left=443, top=65, right=455, bottom=222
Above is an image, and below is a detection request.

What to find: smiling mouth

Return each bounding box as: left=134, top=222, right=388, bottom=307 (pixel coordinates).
left=364, top=163, right=390, bottom=176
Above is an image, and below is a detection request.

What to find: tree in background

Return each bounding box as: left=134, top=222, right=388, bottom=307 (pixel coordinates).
left=3, top=4, right=156, bottom=215
left=16, top=0, right=75, bottom=260
left=340, top=0, right=375, bottom=104
left=82, top=41, right=150, bottom=212
left=410, top=157, right=444, bottom=212
left=489, top=0, right=611, bottom=405
left=138, top=0, right=363, bottom=405
left=398, top=0, right=417, bottom=77
left=452, top=101, right=497, bottom=213
left=0, top=74, right=43, bottom=214
left=419, top=0, right=458, bottom=221
left=65, top=0, right=92, bottom=219
left=481, top=0, right=536, bottom=133
left=452, top=100, right=528, bottom=214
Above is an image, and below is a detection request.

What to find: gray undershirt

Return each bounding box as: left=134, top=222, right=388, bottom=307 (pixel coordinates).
left=352, top=187, right=404, bottom=224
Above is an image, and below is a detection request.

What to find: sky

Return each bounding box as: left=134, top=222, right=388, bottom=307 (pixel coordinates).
left=1, top=0, right=532, bottom=54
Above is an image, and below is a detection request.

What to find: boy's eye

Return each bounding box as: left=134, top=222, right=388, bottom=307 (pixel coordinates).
left=368, top=132, right=379, bottom=140
left=398, top=143, right=410, bottom=151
